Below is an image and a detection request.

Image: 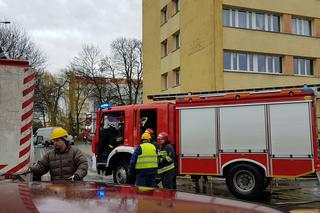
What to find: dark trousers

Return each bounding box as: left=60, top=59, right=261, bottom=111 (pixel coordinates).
left=161, top=169, right=176, bottom=189
left=135, top=173, right=157, bottom=187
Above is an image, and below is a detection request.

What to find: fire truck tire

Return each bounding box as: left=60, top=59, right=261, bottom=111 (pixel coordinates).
left=226, top=163, right=264, bottom=200
left=113, top=161, right=130, bottom=184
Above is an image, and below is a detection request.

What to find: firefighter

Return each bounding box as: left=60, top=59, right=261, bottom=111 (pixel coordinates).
left=128, top=132, right=158, bottom=187
left=23, top=127, right=88, bottom=181
left=98, top=122, right=118, bottom=164
left=145, top=128, right=160, bottom=151
left=157, top=132, right=176, bottom=189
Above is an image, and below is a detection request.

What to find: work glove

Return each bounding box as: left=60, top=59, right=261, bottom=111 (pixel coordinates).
left=68, top=174, right=81, bottom=181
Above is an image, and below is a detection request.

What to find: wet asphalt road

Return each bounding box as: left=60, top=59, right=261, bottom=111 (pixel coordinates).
left=33, top=144, right=320, bottom=212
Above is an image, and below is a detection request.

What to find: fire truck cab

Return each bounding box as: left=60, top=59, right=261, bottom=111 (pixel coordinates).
left=92, top=103, right=175, bottom=184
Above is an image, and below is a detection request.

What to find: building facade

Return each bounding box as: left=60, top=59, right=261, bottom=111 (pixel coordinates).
left=143, top=0, right=320, bottom=127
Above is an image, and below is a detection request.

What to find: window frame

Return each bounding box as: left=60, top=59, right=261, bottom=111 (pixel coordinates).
left=161, top=6, right=168, bottom=25
left=161, top=73, right=168, bottom=90
left=173, top=67, right=181, bottom=86
left=224, top=51, right=282, bottom=74
left=173, top=31, right=180, bottom=50
left=161, top=39, right=168, bottom=57
left=293, top=58, right=313, bottom=76
left=173, top=0, right=180, bottom=14
left=223, top=8, right=280, bottom=32
left=292, top=17, right=312, bottom=36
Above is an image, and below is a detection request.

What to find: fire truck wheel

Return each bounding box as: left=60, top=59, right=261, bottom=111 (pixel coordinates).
left=113, top=161, right=129, bottom=184
left=226, top=163, right=264, bottom=200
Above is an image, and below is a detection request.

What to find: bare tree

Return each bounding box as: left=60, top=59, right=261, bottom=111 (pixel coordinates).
left=70, top=44, right=113, bottom=105
left=39, top=72, right=67, bottom=126
left=0, top=24, right=47, bottom=70
left=102, top=38, right=143, bottom=105
left=0, top=23, right=48, bottom=128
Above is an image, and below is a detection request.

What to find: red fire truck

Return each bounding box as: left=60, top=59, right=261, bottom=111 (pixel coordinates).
left=92, top=85, right=320, bottom=199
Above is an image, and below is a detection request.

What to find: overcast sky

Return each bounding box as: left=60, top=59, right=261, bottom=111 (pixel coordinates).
left=0, top=0, right=142, bottom=73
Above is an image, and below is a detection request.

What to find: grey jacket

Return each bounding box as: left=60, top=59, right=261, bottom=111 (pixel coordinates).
left=31, top=145, right=88, bottom=181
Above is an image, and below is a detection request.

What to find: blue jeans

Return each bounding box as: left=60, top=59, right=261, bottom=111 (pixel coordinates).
left=135, top=173, right=157, bottom=187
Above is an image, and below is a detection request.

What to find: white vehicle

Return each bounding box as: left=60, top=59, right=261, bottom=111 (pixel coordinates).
left=33, top=127, right=75, bottom=147
left=33, top=127, right=57, bottom=147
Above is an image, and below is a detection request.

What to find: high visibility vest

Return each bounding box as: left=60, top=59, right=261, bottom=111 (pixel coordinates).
left=135, top=143, right=158, bottom=170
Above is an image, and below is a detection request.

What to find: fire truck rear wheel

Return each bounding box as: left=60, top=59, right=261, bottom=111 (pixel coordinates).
left=226, top=163, right=264, bottom=200
left=113, top=161, right=129, bottom=184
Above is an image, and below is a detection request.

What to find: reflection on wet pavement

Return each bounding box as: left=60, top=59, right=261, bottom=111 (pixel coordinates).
left=175, top=176, right=320, bottom=212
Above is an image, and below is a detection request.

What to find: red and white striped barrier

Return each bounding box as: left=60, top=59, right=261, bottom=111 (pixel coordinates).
left=0, top=60, right=35, bottom=176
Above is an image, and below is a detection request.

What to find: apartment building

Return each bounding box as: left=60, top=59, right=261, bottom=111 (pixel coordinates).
left=143, top=0, right=320, bottom=100
left=143, top=0, right=320, bottom=130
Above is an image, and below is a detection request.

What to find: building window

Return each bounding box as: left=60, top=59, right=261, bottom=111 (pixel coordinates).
left=161, top=73, right=168, bottom=90
left=223, top=9, right=280, bottom=32
left=174, top=68, right=180, bottom=86
left=161, top=6, right=168, bottom=25
left=173, top=0, right=180, bottom=14
left=294, top=58, right=313, bottom=76
left=224, top=51, right=231, bottom=70
left=224, top=51, right=282, bottom=74
left=292, top=17, right=311, bottom=36
left=161, top=40, right=168, bottom=57
left=173, top=31, right=180, bottom=50
left=256, top=13, right=265, bottom=30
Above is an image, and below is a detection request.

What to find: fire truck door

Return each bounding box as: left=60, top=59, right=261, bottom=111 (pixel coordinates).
left=134, top=109, right=158, bottom=146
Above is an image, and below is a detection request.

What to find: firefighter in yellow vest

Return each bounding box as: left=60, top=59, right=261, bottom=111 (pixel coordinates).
left=128, top=132, right=158, bottom=187
left=157, top=132, right=176, bottom=189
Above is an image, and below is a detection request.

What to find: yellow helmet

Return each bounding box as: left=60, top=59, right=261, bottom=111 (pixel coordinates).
left=141, top=132, right=151, bottom=140
left=51, top=127, right=68, bottom=140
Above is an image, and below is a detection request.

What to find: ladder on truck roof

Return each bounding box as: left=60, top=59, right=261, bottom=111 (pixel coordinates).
left=147, top=84, right=320, bottom=101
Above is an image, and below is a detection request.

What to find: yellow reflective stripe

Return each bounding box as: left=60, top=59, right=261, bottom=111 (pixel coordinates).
left=137, top=156, right=158, bottom=162
left=136, top=162, right=158, bottom=169
left=138, top=155, right=157, bottom=159
left=137, top=161, right=158, bottom=165
left=158, top=151, right=167, bottom=156
left=158, top=163, right=175, bottom=174
left=165, top=156, right=173, bottom=162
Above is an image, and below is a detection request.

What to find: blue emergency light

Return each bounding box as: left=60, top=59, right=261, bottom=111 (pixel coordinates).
left=100, top=103, right=112, bottom=109
left=96, top=189, right=106, bottom=198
